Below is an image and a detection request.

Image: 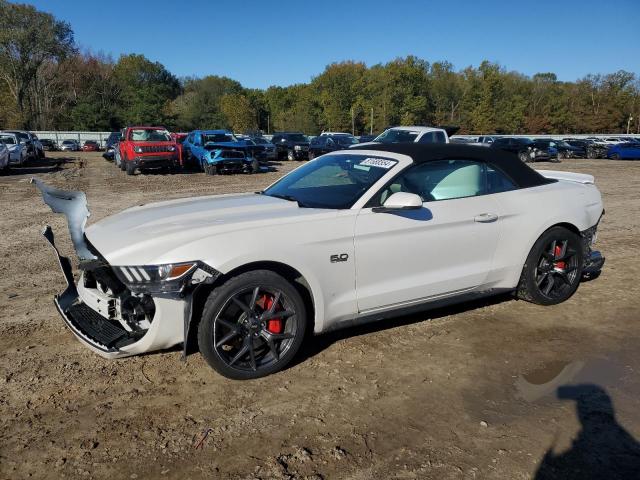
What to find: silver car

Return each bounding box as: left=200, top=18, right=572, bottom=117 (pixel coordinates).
left=0, top=139, right=9, bottom=171
left=60, top=139, right=80, bottom=151
left=0, top=132, right=27, bottom=165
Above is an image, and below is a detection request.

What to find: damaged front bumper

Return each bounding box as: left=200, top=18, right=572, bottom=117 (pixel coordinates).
left=32, top=179, right=208, bottom=359
left=581, top=217, right=605, bottom=278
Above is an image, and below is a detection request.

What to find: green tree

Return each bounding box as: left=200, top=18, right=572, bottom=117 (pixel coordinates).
left=0, top=0, right=75, bottom=128
left=113, top=54, right=180, bottom=126
left=220, top=93, right=257, bottom=133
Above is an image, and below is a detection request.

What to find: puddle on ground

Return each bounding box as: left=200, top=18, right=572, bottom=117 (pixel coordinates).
left=515, top=354, right=635, bottom=403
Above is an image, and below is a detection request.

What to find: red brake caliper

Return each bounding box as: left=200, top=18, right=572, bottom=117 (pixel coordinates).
left=260, top=294, right=283, bottom=334
left=554, top=245, right=566, bottom=269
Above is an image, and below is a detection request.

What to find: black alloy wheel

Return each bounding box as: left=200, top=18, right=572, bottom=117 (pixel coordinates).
left=198, top=270, right=306, bottom=379
left=518, top=226, right=584, bottom=305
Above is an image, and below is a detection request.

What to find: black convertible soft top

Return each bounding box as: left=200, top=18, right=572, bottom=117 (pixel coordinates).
left=351, top=143, right=553, bottom=188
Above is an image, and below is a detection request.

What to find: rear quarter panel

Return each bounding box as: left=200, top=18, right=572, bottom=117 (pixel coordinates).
left=487, top=180, right=603, bottom=289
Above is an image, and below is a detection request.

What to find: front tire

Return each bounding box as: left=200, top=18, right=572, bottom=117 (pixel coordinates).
left=611, top=153, right=620, bottom=160
left=517, top=226, right=584, bottom=306
left=198, top=270, right=307, bottom=380
left=287, top=150, right=295, bottom=161
left=125, top=162, right=136, bottom=175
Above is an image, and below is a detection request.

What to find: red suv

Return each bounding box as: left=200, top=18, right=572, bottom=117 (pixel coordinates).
left=118, top=126, right=179, bottom=175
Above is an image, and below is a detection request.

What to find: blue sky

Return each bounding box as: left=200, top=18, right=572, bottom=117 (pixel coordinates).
left=28, top=0, right=640, bottom=89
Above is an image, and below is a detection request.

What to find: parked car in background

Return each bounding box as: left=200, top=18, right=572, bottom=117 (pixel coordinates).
left=201, top=145, right=259, bottom=175
left=271, top=132, right=310, bottom=160
left=357, top=134, right=377, bottom=143
left=105, top=132, right=121, bottom=150
left=117, top=126, right=180, bottom=175
left=102, top=132, right=121, bottom=161
left=249, top=136, right=277, bottom=161
left=361, top=126, right=449, bottom=146
left=82, top=140, right=100, bottom=152
left=241, top=138, right=270, bottom=163
left=183, top=130, right=240, bottom=167
left=0, top=138, right=9, bottom=172
left=40, top=139, right=58, bottom=151
left=0, top=132, right=28, bottom=165
left=607, top=143, right=640, bottom=160
left=530, top=139, right=559, bottom=161
left=548, top=139, right=583, bottom=159
left=60, top=139, right=80, bottom=151
left=3, top=130, right=44, bottom=159
left=449, top=137, right=475, bottom=144
left=309, top=134, right=359, bottom=159
left=491, top=137, right=556, bottom=162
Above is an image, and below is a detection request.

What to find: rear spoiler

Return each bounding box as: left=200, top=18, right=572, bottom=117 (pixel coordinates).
left=537, top=170, right=594, bottom=184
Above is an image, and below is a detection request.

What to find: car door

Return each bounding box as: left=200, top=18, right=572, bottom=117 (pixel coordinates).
left=354, top=159, right=501, bottom=313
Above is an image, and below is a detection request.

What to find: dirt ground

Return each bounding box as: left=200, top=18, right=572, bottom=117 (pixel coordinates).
left=1, top=152, right=639, bottom=480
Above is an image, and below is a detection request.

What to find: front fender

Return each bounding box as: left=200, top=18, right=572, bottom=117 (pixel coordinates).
left=214, top=253, right=328, bottom=333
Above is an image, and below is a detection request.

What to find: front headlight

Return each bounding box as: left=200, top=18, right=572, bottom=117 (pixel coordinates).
left=134, top=146, right=144, bottom=153
left=167, top=145, right=176, bottom=152
left=114, top=262, right=200, bottom=294
left=294, top=145, right=301, bottom=150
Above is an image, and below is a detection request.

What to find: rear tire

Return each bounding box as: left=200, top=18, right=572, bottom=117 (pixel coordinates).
left=611, top=153, right=620, bottom=160
left=517, top=226, right=584, bottom=306
left=518, top=151, right=529, bottom=163
left=198, top=270, right=307, bottom=379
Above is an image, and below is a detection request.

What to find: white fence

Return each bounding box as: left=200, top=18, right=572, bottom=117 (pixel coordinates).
left=33, top=131, right=112, bottom=147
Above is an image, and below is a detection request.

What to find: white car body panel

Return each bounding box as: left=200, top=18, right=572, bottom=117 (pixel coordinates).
left=354, top=194, right=500, bottom=313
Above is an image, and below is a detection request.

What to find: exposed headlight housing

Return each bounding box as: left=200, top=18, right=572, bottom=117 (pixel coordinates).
left=167, top=145, right=176, bottom=152
left=134, top=146, right=144, bottom=153
left=113, top=262, right=217, bottom=294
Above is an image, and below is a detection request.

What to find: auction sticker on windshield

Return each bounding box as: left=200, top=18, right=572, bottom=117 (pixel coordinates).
left=359, top=158, right=397, bottom=169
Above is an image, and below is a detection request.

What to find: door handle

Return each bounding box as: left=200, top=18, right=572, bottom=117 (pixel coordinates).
left=474, top=213, right=498, bottom=223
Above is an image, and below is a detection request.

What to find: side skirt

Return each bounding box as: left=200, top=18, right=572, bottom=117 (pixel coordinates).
left=321, top=288, right=515, bottom=334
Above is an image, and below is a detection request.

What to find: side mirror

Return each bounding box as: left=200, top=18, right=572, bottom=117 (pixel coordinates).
left=373, top=192, right=423, bottom=213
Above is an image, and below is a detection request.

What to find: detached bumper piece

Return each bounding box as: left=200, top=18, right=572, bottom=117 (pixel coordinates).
left=583, top=250, right=605, bottom=278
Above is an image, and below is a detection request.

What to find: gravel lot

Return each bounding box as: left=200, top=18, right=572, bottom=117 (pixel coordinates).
left=1, top=152, right=639, bottom=479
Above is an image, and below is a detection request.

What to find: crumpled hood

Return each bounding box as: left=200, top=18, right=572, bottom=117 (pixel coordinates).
left=85, top=193, right=315, bottom=265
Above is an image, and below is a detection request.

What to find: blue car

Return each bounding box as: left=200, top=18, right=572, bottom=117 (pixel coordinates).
left=182, top=130, right=259, bottom=174
left=607, top=143, right=640, bottom=160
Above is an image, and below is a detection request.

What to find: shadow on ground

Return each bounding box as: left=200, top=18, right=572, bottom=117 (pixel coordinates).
left=2, top=156, right=77, bottom=176
left=535, top=384, right=640, bottom=480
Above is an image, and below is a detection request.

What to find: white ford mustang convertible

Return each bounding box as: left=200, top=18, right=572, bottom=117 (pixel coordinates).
left=34, top=144, right=604, bottom=379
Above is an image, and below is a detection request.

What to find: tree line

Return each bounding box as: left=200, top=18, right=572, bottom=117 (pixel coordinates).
left=1, top=0, right=639, bottom=135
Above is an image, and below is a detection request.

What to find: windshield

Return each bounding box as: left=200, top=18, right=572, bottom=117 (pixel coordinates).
left=374, top=129, right=419, bottom=144
left=203, top=133, right=235, bottom=143
left=0, top=135, right=16, bottom=145
left=285, top=134, right=308, bottom=143
left=130, top=129, right=171, bottom=142
left=263, top=153, right=396, bottom=209
left=252, top=137, right=270, bottom=145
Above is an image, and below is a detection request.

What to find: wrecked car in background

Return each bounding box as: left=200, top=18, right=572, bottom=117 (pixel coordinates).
left=182, top=130, right=259, bottom=174
left=116, top=126, right=179, bottom=175
left=34, top=144, right=604, bottom=380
